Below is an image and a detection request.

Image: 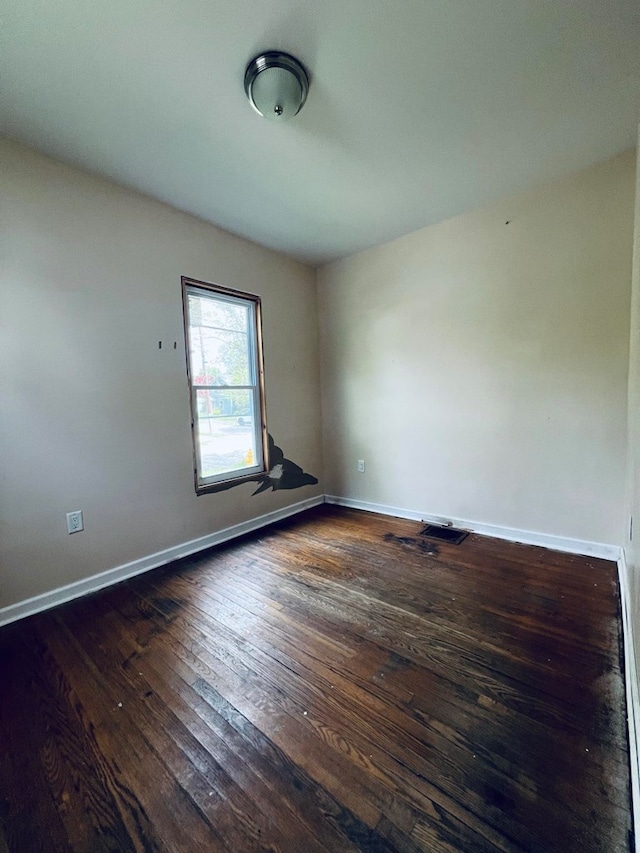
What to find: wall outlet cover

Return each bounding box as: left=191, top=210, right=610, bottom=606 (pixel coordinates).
left=66, top=511, right=84, bottom=534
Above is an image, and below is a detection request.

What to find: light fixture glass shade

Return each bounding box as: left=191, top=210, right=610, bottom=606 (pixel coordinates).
left=244, top=52, right=309, bottom=122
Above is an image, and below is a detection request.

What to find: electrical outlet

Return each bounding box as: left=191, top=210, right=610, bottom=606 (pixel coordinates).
left=66, top=510, right=84, bottom=534
left=357, top=459, right=365, bottom=473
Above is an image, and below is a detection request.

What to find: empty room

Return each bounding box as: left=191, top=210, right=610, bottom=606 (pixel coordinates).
left=2, top=1, right=640, bottom=851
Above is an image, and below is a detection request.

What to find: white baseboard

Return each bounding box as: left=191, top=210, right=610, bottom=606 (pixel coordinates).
left=0, top=495, right=324, bottom=628
left=0, top=492, right=624, bottom=624
left=324, top=495, right=622, bottom=561
left=618, top=551, right=640, bottom=852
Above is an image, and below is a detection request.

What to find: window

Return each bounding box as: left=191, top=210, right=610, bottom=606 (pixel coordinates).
left=182, top=277, right=267, bottom=493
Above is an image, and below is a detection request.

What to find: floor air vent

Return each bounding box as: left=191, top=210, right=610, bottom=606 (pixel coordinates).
left=420, top=524, right=468, bottom=545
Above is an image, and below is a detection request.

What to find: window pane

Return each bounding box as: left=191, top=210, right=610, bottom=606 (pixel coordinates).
left=187, top=294, right=251, bottom=386
left=195, top=389, right=260, bottom=479
left=183, top=279, right=266, bottom=492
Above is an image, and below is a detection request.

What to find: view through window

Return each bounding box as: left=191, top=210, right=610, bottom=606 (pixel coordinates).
left=182, top=278, right=266, bottom=492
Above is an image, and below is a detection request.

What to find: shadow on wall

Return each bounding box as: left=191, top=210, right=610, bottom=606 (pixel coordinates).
left=216, top=434, right=318, bottom=496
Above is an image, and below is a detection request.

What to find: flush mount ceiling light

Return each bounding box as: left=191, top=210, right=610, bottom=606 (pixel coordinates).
left=244, top=51, right=309, bottom=122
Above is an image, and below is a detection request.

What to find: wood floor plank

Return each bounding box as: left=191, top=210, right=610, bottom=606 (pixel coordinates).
left=38, top=611, right=230, bottom=852
left=66, top=592, right=352, bottom=853
left=105, top=580, right=512, bottom=851
left=179, top=551, right=619, bottom=717
left=19, top=636, right=139, bottom=853
left=176, top=544, right=623, bottom=750
left=133, top=557, right=628, bottom=851
left=0, top=505, right=632, bottom=852
left=0, top=629, right=74, bottom=853
left=52, top=607, right=300, bottom=853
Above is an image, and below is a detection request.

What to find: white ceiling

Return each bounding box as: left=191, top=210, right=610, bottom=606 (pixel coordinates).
left=1, top=0, right=639, bottom=266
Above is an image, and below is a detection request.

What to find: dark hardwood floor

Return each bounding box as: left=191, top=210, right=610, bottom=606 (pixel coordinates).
left=0, top=505, right=632, bottom=852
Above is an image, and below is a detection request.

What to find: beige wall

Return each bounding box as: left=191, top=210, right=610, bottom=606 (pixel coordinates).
left=1, top=137, right=636, bottom=614
left=0, top=138, right=323, bottom=608
left=626, top=136, right=640, bottom=668
left=318, top=151, right=636, bottom=545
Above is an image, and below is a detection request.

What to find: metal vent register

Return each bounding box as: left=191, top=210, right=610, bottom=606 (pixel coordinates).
left=420, top=524, right=469, bottom=545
